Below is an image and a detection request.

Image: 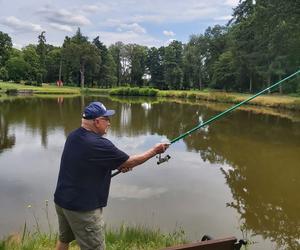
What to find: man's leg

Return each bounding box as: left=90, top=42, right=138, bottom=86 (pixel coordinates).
left=63, top=207, right=105, bottom=250
left=55, top=204, right=75, bottom=248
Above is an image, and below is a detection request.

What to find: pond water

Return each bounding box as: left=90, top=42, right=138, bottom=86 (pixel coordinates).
left=0, top=95, right=299, bottom=250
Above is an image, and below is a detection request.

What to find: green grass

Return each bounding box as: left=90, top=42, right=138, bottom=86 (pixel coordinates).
left=1, top=82, right=299, bottom=110
left=157, top=90, right=300, bottom=111
left=0, top=82, right=80, bottom=95
left=0, top=225, right=187, bottom=250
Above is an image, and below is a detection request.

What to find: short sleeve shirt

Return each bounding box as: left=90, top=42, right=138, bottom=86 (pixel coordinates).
left=54, top=127, right=129, bottom=211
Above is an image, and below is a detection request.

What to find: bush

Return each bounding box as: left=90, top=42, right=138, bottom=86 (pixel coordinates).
left=109, top=87, right=159, bottom=97
left=6, top=88, right=18, bottom=95
left=24, top=80, right=32, bottom=85
left=187, top=92, right=196, bottom=99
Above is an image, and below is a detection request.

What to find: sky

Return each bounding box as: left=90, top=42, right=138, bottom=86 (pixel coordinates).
left=0, top=0, right=239, bottom=48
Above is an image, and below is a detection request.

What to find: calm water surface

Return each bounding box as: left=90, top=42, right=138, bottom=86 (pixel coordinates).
left=0, top=95, right=299, bottom=250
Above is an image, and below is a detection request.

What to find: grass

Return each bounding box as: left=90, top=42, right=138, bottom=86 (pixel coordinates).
left=0, top=225, right=187, bottom=250
left=0, top=82, right=80, bottom=95
left=157, top=90, right=300, bottom=111
left=0, top=200, right=187, bottom=249
left=1, top=82, right=300, bottom=110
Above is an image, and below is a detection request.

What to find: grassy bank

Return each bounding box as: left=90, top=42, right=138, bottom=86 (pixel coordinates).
left=0, top=225, right=186, bottom=250
left=1, top=82, right=300, bottom=111
left=0, top=82, right=80, bottom=95
left=109, top=87, right=300, bottom=111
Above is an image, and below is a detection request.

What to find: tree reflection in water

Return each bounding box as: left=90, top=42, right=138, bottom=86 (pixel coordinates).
left=0, top=106, right=15, bottom=153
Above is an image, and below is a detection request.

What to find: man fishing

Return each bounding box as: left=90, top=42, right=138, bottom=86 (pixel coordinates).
left=54, top=101, right=169, bottom=250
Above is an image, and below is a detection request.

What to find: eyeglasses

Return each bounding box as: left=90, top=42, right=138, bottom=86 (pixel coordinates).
left=98, top=117, right=110, bottom=122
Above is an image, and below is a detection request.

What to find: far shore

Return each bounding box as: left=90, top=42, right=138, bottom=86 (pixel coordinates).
left=1, top=82, right=300, bottom=111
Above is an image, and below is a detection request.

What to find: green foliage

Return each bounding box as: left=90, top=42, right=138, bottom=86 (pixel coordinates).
left=5, top=57, right=29, bottom=81
left=0, top=67, right=8, bottom=81
left=0, top=31, right=12, bottom=67
left=109, top=87, right=159, bottom=97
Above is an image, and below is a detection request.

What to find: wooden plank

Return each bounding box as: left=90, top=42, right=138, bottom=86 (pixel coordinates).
left=161, top=237, right=237, bottom=250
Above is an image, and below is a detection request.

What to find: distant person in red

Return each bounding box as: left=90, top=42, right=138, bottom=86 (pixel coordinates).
left=56, top=80, right=63, bottom=87
left=54, top=101, right=169, bottom=250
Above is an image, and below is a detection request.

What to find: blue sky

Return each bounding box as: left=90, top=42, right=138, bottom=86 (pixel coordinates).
left=0, top=0, right=239, bottom=48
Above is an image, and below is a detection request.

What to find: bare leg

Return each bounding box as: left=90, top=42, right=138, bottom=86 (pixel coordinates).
left=56, top=240, right=69, bottom=250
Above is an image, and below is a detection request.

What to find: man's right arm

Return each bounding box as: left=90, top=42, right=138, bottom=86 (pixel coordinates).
left=118, top=143, right=169, bottom=172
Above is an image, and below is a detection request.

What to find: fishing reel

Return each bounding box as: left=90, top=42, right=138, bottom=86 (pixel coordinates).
left=156, top=154, right=171, bottom=165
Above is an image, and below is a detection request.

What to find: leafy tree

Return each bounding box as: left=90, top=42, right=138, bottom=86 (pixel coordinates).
left=45, top=47, right=62, bottom=83
left=36, top=31, right=47, bottom=82
left=93, top=36, right=117, bottom=88
left=164, top=40, right=183, bottom=89
left=183, top=34, right=208, bottom=89
left=22, top=45, right=40, bottom=81
left=204, top=25, right=228, bottom=86
left=147, top=47, right=165, bottom=89
left=109, top=42, right=123, bottom=86
left=61, top=28, right=100, bottom=88
left=0, top=31, right=12, bottom=67
left=127, top=44, right=147, bottom=87
left=5, top=56, right=29, bottom=82
left=0, top=67, right=8, bottom=80
left=212, top=51, right=236, bottom=90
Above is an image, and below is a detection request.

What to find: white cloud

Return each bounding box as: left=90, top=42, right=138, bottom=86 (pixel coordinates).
left=49, top=23, right=73, bottom=32
left=163, top=30, right=175, bottom=37
left=225, top=0, right=239, bottom=7
left=81, top=3, right=111, bottom=13
left=82, top=5, right=101, bottom=13
left=1, top=16, right=42, bottom=33
left=110, top=183, right=167, bottom=199
left=214, top=15, right=232, bottom=21
left=118, top=23, right=146, bottom=34
left=92, top=30, right=160, bottom=47
left=38, top=7, right=91, bottom=26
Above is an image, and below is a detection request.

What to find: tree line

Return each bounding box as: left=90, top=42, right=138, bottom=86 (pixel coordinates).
left=0, top=0, right=299, bottom=93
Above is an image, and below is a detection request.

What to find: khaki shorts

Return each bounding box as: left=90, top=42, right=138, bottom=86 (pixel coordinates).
left=55, top=204, right=105, bottom=250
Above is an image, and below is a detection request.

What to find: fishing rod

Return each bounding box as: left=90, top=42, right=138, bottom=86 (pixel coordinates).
left=112, top=69, right=300, bottom=178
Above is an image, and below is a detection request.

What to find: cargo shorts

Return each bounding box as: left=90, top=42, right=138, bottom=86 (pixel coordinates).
left=55, top=204, right=105, bottom=250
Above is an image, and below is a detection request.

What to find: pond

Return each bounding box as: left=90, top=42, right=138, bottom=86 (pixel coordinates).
left=0, top=95, right=299, bottom=250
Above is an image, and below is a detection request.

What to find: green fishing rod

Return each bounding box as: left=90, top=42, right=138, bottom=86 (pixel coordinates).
left=112, top=69, right=300, bottom=177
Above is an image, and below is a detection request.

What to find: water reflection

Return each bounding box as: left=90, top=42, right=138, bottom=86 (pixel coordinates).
left=0, top=111, right=15, bottom=153
left=0, top=96, right=299, bottom=249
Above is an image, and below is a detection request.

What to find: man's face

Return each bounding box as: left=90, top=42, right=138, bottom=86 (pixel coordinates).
left=94, top=116, right=111, bottom=135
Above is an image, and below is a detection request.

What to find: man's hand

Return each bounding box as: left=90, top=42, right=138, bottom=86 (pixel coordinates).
left=117, top=142, right=170, bottom=174
left=153, top=142, right=170, bottom=154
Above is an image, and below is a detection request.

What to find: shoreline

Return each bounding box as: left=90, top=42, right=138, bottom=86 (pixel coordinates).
left=1, top=82, right=299, bottom=111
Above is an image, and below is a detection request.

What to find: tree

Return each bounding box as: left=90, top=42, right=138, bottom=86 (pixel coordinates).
left=93, top=36, right=117, bottom=88
left=164, top=40, right=183, bottom=89
left=0, top=67, right=8, bottom=80
left=61, top=28, right=100, bottom=88
left=45, top=47, right=62, bottom=83
left=147, top=47, right=165, bottom=89
left=36, top=31, right=47, bottom=82
left=22, top=45, right=40, bottom=81
left=212, top=51, right=236, bottom=90
left=0, top=31, right=12, bottom=67
left=127, top=44, right=147, bottom=87
left=5, top=56, right=29, bottom=82
left=183, top=34, right=208, bottom=89
left=204, top=25, right=228, bottom=86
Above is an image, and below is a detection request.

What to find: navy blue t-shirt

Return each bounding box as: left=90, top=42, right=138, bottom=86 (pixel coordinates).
left=54, top=127, right=129, bottom=211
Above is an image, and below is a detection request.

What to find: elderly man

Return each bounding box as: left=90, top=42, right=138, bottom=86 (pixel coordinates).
left=54, top=101, right=169, bottom=250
